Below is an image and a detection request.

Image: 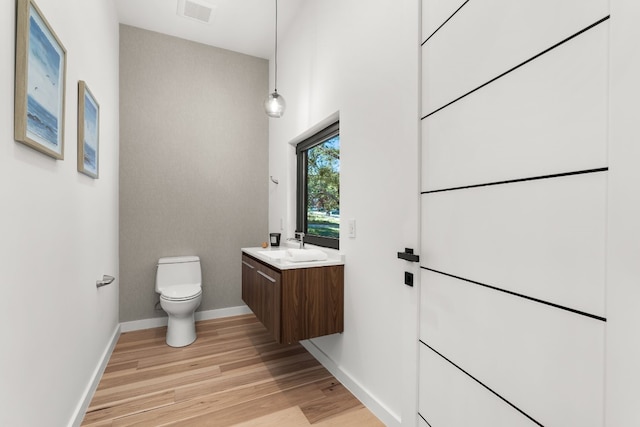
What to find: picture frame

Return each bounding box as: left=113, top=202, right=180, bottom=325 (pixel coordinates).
left=77, top=81, right=100, bottom=178
left=14, top=0, right=67, bottom=160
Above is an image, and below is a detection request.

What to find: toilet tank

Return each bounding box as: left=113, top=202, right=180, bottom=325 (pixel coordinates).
left=155, top=256, right=202, bottom=293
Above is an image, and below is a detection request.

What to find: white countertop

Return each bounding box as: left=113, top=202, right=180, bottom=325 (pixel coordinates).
left=242, top=243, right=345, bottom=270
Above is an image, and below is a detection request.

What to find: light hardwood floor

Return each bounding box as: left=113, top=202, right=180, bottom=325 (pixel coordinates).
left=81, top=314, right=384, bottom=426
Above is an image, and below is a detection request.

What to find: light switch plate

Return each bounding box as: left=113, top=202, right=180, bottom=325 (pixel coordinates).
left=348, top=219, right=356, bottom=238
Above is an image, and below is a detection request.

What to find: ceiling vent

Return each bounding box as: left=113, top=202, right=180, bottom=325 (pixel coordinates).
left=177, top=0, right=216, bottom=24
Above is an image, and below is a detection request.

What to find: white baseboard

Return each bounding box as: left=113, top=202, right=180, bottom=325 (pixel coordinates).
left=70, top=323, right=121, bottom=427
left=120, top=305, right=253, bottom=332
left=301, top=339, right=401, bottom=427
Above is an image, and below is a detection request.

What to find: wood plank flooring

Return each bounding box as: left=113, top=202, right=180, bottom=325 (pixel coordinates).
left=81, top=314, right=383, bottom=426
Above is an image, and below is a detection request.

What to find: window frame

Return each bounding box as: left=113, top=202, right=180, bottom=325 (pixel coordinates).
left=296, top=121, right=340, bottom=250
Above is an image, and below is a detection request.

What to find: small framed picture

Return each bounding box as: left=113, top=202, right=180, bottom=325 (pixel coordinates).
left=14, top=0, right=67, bottom=159
left=77, top=81, right=100, bottom=178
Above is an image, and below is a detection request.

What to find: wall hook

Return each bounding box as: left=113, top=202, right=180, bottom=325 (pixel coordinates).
left=270, top=176, right=279, bottom=184
left=96, top=274, right=115, bottom=288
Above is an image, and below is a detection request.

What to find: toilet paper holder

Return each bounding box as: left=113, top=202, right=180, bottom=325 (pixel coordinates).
left=96, top=275, right=115, bottom=288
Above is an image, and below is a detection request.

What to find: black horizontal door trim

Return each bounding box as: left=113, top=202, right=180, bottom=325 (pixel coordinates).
left=422, top=167, right=608, bottom=195
left=423, top=267, right=606, bottom=322
left=420, top=340, right=545, bottom=427
left=421, top=0, right=470, bottom=46
left=421, top=15, right=610, bottom=120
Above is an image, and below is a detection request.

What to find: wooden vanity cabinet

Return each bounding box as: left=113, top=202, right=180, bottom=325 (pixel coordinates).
left=242, top=253, right=344, bottom=344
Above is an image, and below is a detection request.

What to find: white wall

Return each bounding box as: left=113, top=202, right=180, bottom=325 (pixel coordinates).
left=606, top=1, right=640, bottom=425
left=268, top=1, right=420, bottom=425
left=0, top=1, right=120, bottom=426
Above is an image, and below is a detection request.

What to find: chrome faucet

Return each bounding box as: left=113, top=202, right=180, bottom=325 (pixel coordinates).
left=298, top=232, right=305, bottom=249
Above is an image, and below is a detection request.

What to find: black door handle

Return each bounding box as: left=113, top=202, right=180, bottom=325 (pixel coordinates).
left=397, top=248, right=419, bottom=263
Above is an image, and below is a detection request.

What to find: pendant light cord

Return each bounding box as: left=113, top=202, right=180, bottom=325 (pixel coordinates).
left=274, top=0, right=278, bottom=93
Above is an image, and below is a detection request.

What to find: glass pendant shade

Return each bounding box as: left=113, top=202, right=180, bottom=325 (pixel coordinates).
left=264, top=90, right=286, bottom=118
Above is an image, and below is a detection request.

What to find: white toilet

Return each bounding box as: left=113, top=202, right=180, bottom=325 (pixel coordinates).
left=155, top=256, right=203, bottom=347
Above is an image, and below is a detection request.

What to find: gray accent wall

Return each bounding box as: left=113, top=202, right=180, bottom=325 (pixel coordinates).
left=119, top=25, right=268, bottom=322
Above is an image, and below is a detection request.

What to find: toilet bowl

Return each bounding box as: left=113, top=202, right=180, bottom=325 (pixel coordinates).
left=155, top=256, right=203, bottom=347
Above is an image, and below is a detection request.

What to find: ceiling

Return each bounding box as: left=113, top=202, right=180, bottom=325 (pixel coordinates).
left=113, top=0, right=304, bottom=59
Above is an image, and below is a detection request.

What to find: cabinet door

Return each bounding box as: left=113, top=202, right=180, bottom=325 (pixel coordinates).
left=241, top=255, right=260, bottom=319
left=281, top=265, right=344, bottom=343
left=303, top=265, right=344, bottom=339
left=256, top=264, right=281, bottom=343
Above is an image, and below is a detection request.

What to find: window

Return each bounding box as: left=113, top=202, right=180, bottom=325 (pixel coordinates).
left=296, top=121, right=340, bottom=249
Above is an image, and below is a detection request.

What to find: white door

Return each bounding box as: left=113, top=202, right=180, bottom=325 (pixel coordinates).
left=418, top=1, right=609, bottom=426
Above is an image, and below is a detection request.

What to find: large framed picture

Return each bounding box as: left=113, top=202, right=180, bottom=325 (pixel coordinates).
left=77, top=81, right=100, bottom=178
left=14, top=0, right=67, bottom=160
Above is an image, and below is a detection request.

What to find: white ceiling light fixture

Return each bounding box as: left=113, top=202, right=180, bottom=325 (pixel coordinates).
left=264, top=0, right=286, bottom=118
left=177, top=0, right=216, bottom=24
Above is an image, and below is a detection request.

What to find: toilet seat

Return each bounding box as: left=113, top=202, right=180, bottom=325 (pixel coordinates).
left=161, top=283, right=202, bottom=301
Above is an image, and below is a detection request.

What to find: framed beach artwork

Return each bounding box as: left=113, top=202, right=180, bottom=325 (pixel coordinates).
left=14, top=0, right=67, bottom=160
left=77, top=81, right=100, bottom=178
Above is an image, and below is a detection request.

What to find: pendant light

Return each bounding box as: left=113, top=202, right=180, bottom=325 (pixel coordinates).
left=264, top=0, right=286, bottom=118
